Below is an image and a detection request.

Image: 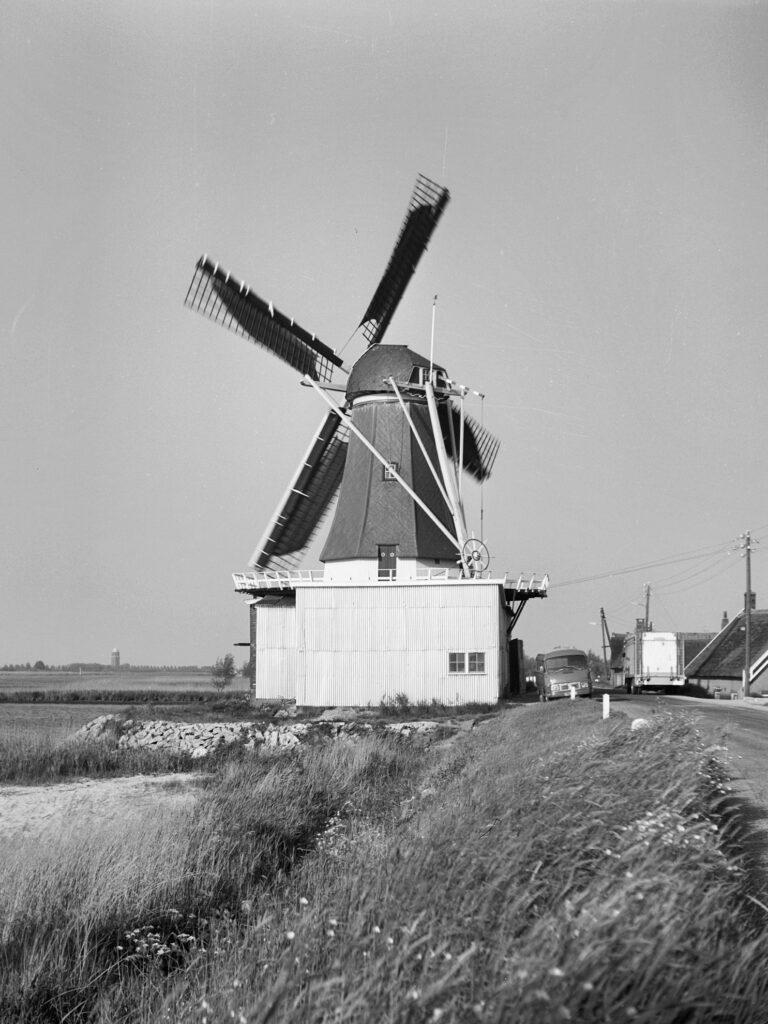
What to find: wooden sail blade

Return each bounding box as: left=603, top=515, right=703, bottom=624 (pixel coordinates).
left=185, top=257, right=343, bottom=383
left=359, top=174, right=449, bottom=347
left=249, top=411, right=349, bottom=570
left=439, top=401, right=500, bottom=482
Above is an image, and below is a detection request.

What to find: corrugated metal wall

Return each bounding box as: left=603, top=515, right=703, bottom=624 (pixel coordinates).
left=296, top=582, right=505, bottom=706
left=252, top=601, right=297, bottom=699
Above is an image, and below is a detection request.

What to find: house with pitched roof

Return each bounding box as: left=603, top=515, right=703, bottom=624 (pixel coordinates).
left=684, top=609, right=768, bottom=696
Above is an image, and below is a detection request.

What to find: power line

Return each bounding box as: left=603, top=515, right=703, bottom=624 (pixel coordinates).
left=550, top=540, right=732, bottom=589
left=652, top=552, right=734, bottom=593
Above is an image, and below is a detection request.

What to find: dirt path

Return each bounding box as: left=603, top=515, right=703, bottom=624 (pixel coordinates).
left=0, top=773, right=200, bottom=853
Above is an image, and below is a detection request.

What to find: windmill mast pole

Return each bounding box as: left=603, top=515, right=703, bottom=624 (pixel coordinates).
left=423, top=379, right=470, bottom=573
left=388, top=377, right=450, bottom=508
left=429, top=295, right=437, bottom=376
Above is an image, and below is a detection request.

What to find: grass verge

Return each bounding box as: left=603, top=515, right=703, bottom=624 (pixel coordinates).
left=0, top=736, right=424, bottom=1023
left=0, top=722, right=200, bottom=784
left=2, top=703, right=767, bottom=1023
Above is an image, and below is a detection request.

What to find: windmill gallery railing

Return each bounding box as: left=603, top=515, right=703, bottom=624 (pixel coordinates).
left=232, top=569, right=549, bottom=593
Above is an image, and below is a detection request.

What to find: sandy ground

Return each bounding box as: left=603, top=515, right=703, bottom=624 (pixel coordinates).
left=0, top=773, right=200, bottom=854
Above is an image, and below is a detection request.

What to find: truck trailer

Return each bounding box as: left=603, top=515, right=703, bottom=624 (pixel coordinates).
left=621, top=631, right=685, bottom=694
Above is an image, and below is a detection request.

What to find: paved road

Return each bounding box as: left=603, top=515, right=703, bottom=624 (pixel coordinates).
left=607, top=692, right=768, bottom=901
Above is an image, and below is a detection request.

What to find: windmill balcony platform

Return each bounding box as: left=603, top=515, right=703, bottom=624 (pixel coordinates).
left=232, top=568, right=549, bottom=600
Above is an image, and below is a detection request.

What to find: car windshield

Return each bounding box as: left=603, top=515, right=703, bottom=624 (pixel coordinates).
left=546, top=654, right=587, bottom=672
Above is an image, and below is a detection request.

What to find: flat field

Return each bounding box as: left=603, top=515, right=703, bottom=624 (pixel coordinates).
left=0, top=670, right=249, bottom=693
left=0, top=704, right=111, bottom=737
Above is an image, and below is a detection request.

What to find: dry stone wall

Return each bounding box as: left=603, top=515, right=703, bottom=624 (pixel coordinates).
left=75, top=714, right=447, bottom=758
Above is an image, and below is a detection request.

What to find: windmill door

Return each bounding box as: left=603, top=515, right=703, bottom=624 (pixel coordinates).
left=378, top=544, right=398, bottom=581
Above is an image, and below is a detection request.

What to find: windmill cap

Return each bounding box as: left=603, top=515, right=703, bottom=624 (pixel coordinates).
left=346, top=345, right=446, bottom=402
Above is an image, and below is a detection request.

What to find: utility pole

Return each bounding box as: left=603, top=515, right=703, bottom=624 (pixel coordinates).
left=644, top=582, right=651, bottom=630
left=744, top=531, right=752, bottom=698
left=600, top=607, right=611, bottom=686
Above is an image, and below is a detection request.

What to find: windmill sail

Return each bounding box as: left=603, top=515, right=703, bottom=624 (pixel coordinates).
left=249, top=410, right=349, bottom=570
left=185, top=257, right=344, bottom=383
left=359, top=174, right=450, bottom=347
left=439, top=401, right=500, bottom=481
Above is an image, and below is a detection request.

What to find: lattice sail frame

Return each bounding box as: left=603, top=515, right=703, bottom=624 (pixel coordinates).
left=359, top=174, right=450, bottom=347
left=185, top=256, right=343, bottom=383
left=249, top=411, right=350, bottom=571
left=439, top=400, right=500, bottom=482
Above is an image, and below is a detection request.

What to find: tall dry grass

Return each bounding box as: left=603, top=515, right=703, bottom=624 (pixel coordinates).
left=3, top=704, right=768, bottom=1023
left=0, top=721, right=197, bottom=783
left=146, top=704, right=768, bottom=1024
left=0, top=735, right=423, bottom=1023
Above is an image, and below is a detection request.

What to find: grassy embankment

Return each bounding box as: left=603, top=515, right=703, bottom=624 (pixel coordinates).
left=2, top=703, right=767, bottom=1023
left=0, top=720, right=200, bottom=784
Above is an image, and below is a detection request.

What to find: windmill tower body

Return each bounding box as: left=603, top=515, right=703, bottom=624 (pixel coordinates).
left=321, top=346, right=458, bottom=581
left=185, top=175, right=548, bottom=706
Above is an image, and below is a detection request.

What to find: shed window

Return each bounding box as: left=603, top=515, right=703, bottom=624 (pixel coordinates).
left=448, top=652, right=465, bottom=673
left=468, top=652, right=486, bottom=673
left=382, top=461, right=399, bottom=481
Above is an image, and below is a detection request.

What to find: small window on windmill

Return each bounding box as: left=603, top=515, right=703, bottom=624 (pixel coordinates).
left=449, top=652, right=465, bottom=673
left=382, top=461, right=399, bottom=481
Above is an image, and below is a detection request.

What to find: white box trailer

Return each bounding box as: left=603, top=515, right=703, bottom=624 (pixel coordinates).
left=622, top=631, right=685, bottom=694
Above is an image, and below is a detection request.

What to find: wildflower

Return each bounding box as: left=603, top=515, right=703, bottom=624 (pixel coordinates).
left=327, top=929, right=336, bottom=938
left=386, top=936, right=394, bottom=946
left=549, top=966, right=564, bottom=977
left=286, top=931, right=296, bottom=941
left=329, top=918, right=338, bottom=927
left=299, top=897, right=309, bottom=906
left=373, top=925, right=381, bottom=934
left=582, top=982, right=594, bottom=992
left=408, top=988, right=421, bottom=1001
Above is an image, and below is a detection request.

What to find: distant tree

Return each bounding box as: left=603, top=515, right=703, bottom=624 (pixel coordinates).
left=33, top=660, right=47, bottom=671
left=240, top=659, right=251, bottom=678
left=211, top=654, right=236, bottom=690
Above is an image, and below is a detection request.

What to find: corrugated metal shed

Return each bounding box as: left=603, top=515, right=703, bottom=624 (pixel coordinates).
left=251, top=598, right=297, bottom=700
left=295, top=581, right=506, bottom=706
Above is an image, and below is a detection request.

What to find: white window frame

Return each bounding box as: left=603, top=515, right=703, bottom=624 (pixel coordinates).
left=448, top=651, right=486, bottom=674
left=468, top=651, right=486, bottom=673
left=448, top=652, right=466, bottom=673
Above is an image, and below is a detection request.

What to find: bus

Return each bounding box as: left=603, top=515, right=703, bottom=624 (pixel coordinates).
left=534, top=648, right=593, bottom=701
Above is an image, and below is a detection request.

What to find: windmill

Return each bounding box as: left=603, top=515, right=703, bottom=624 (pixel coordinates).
left=184, top=174, right=547, bottom=706
left=185, top=174, right=498, bottom=580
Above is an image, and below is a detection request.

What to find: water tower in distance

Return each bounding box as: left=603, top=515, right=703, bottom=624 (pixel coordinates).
left=110, top=648, right=120, bottom=670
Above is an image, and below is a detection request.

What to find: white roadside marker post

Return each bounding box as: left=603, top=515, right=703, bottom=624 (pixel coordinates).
left=570, top=685, right=576, bottom=700
left=603, top=694, right=610, bottom=720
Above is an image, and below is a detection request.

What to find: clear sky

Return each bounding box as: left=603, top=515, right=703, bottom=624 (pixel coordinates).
left=2, top=0, right=767, bottom=667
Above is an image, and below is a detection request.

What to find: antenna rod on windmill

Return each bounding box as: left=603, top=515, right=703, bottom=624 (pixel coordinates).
left=429, top=294, right=438, bottom=377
